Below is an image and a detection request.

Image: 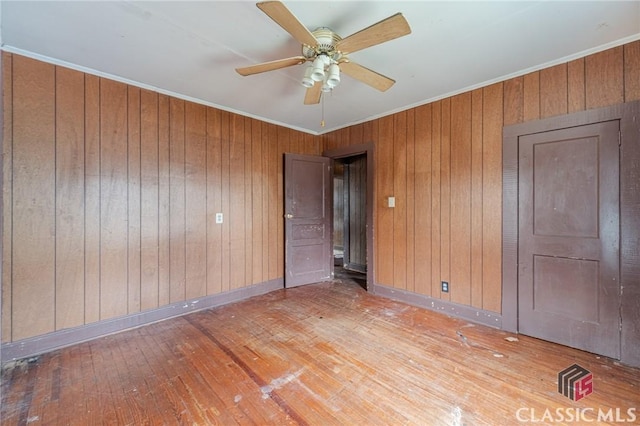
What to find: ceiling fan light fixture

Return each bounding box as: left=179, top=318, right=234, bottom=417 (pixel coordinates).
left=311, top=55, right=327, bottom=82
left=326, top=63, right=340, bottom=88
left=301, top=65, right=315, bottom=88
left=240, top=1, right=412, bottom=106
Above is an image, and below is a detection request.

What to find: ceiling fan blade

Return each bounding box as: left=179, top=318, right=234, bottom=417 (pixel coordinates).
left=336, top=13, right=411, bottom=55
left=304, top=82, right=322, bottom=105
left=339, top=61, right=395, bottom=92
left=236, top=56, right=307, bottom=76
left=257, top=1, right=318, bottom=47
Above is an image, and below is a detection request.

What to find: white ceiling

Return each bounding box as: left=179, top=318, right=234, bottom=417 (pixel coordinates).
left=2, top=1, right=639, bottom=135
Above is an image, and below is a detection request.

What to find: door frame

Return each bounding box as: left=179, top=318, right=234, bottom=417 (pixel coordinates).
left=323, top=143, right=375, bottom=291
left=502, top=100, right=640, bottom=367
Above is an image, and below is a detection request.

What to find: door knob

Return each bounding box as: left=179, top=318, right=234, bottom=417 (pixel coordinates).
left=285, top=213, right=293, bottom=219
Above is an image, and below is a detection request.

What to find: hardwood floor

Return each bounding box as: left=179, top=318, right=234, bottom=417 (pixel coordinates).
left=2, top=275, right=639, bottom=425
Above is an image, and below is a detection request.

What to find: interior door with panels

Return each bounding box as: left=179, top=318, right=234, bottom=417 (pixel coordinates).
left=517, top=121, right=620, bottom=359
left=284, top=153, right=332, bottom=288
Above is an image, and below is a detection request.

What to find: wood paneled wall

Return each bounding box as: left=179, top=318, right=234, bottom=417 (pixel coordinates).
left=322, top=40, right=640, bottom=314
left=1, top=53, right=320, bottom=342
left=1, top=41, right=638, bottom=343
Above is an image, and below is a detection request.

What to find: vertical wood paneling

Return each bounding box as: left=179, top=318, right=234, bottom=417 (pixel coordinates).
left=363, top=121, right=374, bottom=145
left=406, top=110, right=415, bottom=293
left=100, top=79, right=129, bottom=320
left=84, top=74, right=101, bottom=324
left=157, top=95, right=171, bottom=306
left=523, top=72, right=540, bottom=121
left=262, top=123, right=272, bottom=282
left=300, top=129, right=310, bottom=153
left=219, top=111, right=231, bottom=292
left=140, top=89, right=159, bottom=310
left=2, top=53, right=13, bottom=341
left=503, top=76, right=523, bottom=126
left=323, top=129, right=336, bottom=152
left=251, top=119, right=263, bottom=285
left=350, top=124, right=364, bottom=146
left=470, top=89, right=484, bottom=309
left=585, top=46, right=624, bottom=109
left=376, top=116, right=394, bottom=285
left=414, top=105, right=431, bottom=296
left=329, top=128, right=342, bottom=150
left=340, top=128, right=350, bottom=149
left=55, top=66, right=86, bottom=329
left=393, top=112, right=407, bottom=290
left=567, top=58, right=586, bottom=113
left=481, top=83, right=503, bottom=313
left=169, top=98, right=186, bottom=303
left=539, top=63, right=568, bottom=118
left=440, top=98, right=451, bottom=301
left=12, top=56, right=56, bottom=339
left=244, top=119, right=253, bottom=286
left=220, top=111, right=231, bottom=291
left=4, top=54, right=320, bottom=343
left=289, top=128, right=301, bottom=154
left=430, top=102, right=442, bottom=297
left=450, top=93, right=471, bottom=306
left=185, top=102, right=207, bottom=299
left=206, top=107, right=223, bottom=295
left=624, top=40, right=640, bottom=102
left=266, top=123, right=278, bottom=281
left=127, top=87, right=141, bottom=314
left=229, top=115, right=246, bottom=290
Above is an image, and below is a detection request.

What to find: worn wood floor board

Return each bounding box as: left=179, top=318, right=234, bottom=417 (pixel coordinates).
left=2, top=277, right=639, bottom=425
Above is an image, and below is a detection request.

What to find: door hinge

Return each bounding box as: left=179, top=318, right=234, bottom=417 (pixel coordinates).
left=618, top=130, right=622, bottom=146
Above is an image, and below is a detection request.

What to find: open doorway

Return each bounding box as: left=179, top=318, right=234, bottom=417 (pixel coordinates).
left=324, top=143, right=374, bottom=291
left=333, top=155, right=367, bottom=289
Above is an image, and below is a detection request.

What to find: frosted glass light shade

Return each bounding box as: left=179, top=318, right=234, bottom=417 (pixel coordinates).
left=301, top=66, right=314, bottom=88
left=326, top=63, right=340, bottom=88
left=311, top=56, right=326, bottom=82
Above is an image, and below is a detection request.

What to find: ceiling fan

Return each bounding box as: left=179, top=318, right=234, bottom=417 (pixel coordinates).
left=236, top=1, right=412, bottom=105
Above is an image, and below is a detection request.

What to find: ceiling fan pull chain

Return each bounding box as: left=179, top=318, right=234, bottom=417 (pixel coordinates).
left=321, top=94, right=325, bottom=127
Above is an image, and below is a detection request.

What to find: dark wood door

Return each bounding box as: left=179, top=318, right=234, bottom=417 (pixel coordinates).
left=284, top=153, right=332, bottom=288
left=518, top=121, right=620, bottom=359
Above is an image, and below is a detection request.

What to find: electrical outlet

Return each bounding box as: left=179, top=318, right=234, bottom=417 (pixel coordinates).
left=441, top=281, right=449, bottom=293
left=215, top=213, right=223, bottom=224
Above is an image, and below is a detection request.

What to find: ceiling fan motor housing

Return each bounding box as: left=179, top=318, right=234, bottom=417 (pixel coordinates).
left=303, top=27, right=343, bottom=62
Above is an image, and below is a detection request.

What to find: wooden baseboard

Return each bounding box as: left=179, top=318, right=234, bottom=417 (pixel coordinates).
left=1, top=279, right=284, bottom=363
left=373, top=283, right=502, bottom=329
